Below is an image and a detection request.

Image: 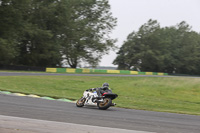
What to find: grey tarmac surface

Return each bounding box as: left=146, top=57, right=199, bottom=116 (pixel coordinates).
left=0, top=115, right=154, bottom=133
left=0, top=93, right=200, bottom=133
left=0, top=71, right=200, bottom=78
left=0, top=71, right=173, bottom=77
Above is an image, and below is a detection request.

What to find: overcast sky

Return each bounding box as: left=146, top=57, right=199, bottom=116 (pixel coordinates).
left=99, top=0, right=200, bottom=67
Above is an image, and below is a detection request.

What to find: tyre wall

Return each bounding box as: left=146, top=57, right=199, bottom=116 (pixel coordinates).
left=46, top=68, right=168, bottom=76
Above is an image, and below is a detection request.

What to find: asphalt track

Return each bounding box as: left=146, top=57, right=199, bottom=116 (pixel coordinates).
left=1, top=93, right=200, bottom=133
left=0, top=71, right=171, bottom=77
left=0, top=72, right=200, bottom=133
left=0, top=71, right=200, bottom=78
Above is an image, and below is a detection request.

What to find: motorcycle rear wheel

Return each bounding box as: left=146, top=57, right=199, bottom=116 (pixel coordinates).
left=76, top=97, right=86, bottom=107
left=97, top=98, right=112, bottom=110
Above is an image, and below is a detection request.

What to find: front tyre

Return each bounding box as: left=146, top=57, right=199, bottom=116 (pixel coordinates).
left=76, top=97, right=86, bottom=107
left=97, top=98, right=112, bottom=110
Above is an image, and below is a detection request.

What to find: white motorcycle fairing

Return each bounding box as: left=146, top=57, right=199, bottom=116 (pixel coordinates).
left=83, top=91, right=98, bottom=106
left=76, top=89, right=118, bottom=110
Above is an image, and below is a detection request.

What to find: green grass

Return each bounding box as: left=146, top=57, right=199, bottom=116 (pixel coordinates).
left=0, top=75, right=200, bottom=115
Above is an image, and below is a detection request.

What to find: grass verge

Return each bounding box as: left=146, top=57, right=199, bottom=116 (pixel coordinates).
left=0, top=75, right=200, bottom=115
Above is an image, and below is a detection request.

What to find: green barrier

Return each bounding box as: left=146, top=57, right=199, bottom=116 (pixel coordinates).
left=120, top=70, right=130, bottom=74
left=90, top=69, right=95, bottom=73
left=153, top=72, right=158, bottom=75
left=94, top=69, right=107, bottom=73
left=46, top=67, right=168, bottom=76
left=57, top=68, right=66, bottom=73
left=75, top=68, right=83, bottom=73
left=138, top=72, right=146, bottom=75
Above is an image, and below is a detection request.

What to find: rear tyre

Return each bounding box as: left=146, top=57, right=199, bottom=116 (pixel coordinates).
left=76, top=97, right=86, bottom=107
left=97, top=98, right=112, bottom=110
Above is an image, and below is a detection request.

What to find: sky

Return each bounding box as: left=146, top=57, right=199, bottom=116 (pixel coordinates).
left=99, top=0, right=200, bottom=67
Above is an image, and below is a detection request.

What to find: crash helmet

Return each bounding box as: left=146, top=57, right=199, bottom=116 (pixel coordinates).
left=102, top=82, right=109, bottom=88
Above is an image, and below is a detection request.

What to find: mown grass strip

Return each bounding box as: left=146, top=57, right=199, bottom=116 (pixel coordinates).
left=0, top=75, right=199, bottom=115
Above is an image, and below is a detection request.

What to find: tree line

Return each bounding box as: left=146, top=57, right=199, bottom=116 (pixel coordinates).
left=0, top=0, right=116, bottom=68
left=1, top=1, right=200, bottom=75
left=113, top=19, right=200, bottom=75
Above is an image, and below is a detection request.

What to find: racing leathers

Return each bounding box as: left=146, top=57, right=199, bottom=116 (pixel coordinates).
left=86, top=87, right=111, bottom=97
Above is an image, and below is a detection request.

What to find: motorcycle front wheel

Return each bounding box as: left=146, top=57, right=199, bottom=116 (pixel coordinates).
left=97, top=98, right=112, bottom=110
left=76, top=97, right=86, bottom=107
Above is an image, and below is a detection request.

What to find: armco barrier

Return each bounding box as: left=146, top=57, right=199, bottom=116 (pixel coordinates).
left=107, top=70, right=120, bottom=74
left=67, top=68, right=75, bottom=73
left=120, top=70, right=130, bottom=74
left=46, top=68, right=57, bottom=72
left=94, top=69, right=107, bottom=73
left=46, top=68, right=168, bottom=76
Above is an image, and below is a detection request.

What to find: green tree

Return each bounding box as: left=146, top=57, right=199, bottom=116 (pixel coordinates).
left=0, top=0, right=116, bottom=68
left=113, top=19, right=200, bottom=75
left=0, top=0, right=29, bottom=65
left=113, top=19, right=162, bottom=71
left=172, top=22, right=200, bottom=74
left=16, top=0, right=62, bottom=67
left=57, top=0, right=117, bottom=68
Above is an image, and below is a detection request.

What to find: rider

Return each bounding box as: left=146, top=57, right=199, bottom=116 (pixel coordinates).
left=87, top=83, right=111, bottom=97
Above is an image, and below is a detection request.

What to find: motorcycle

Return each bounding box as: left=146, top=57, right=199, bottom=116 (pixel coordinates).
left=76, top=88, right=118, bottom=110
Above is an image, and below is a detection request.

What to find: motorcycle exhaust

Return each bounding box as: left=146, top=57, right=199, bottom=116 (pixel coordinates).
left=111, top=103, right=116, bottom=106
